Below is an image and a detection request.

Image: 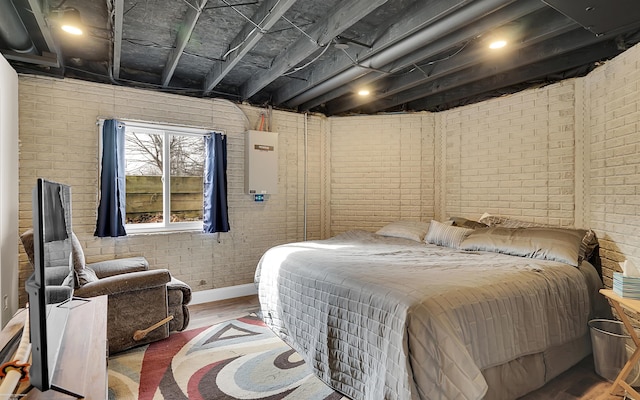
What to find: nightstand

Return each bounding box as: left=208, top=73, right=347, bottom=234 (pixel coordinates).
left=600, top=289, right=640, bottom=399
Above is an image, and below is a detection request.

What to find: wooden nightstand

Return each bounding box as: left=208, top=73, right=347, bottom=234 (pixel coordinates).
left=600, top=289, right=640, bottom=399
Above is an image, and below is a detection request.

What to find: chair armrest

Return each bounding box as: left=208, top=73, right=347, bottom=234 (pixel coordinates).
left=74, top=269, right=171, bottom=298
left=87, top=256, right=149, bottom=279
left=168, top=278, right=192, bottom=305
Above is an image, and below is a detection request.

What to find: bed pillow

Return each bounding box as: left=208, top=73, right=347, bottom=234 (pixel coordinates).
left=425, top=220, right=473, bottom=249
left=376, top=221, right=430, bottom=242
left=450, top=216, right=488, bottom=229
left=477, top=213, right=599, bottom=263
left=460, top=227, right=586, bottom=266
left=478, top=213, right=547, bottom=228
left=580, top=229, right=599, bottom=262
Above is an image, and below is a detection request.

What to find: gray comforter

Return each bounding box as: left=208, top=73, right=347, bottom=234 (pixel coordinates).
left=254, top=230, right=600, bottom=400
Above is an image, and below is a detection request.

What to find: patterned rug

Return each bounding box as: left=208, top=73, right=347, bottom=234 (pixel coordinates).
left=107, top=315, right=348, bottom=399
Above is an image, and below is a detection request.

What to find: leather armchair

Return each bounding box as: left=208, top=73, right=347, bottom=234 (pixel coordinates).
left=20, top=230, right=191, bottom=354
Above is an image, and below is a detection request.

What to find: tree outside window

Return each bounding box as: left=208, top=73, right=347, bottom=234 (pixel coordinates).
left=124, top=126, right=204, bottom=231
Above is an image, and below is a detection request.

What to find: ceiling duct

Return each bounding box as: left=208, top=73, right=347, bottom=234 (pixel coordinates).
left=286, top=0, right=515, bottom=108
left=0, top=0, right=36, bottom=53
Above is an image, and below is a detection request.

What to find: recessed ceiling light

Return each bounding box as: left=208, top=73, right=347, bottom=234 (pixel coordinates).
left=357, top=89, right=370, bottom=96
left=489, top=40, right=507, bottom=49
left=61, top=24, right=83, bottom=35
left=59, top=8, right=83, bottom=35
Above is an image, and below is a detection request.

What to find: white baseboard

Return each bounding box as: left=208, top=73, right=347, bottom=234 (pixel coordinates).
left=190, top=283, right=258, bottom=305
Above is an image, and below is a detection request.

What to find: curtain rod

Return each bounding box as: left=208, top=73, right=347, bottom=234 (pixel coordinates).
left=97, top=118, right=225, bottom=135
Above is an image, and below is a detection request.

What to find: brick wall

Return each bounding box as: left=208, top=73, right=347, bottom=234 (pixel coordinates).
left=17, top=76, right=325, bottom=305
left=328, top=113, right=435, bottom=236
left=586, top=43, right=640, bottom=289
left=440, top=80, right=577, bottom=227
left=328, top=81, right=578, bottom=234
left=16, top=41, right=640, bottom=305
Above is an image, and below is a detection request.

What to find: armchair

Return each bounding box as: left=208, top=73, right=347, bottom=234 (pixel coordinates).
left=20, top=230, right=192, bottom=354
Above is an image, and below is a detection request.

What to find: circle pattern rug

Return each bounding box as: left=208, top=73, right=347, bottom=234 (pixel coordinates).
left=108, top=315, right=348, bottom=399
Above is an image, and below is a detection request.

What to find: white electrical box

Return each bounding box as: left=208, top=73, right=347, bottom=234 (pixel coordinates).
left=245, top=130, right=278, bottom=195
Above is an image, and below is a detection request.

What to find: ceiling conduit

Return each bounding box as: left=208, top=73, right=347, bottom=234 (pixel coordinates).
left=286, top=0, right=516, bottom=108
left=0, top=0, right=36, bottom=53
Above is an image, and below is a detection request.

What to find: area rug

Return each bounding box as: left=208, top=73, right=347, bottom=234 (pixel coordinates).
left=107, top=315, right=348, bottom=399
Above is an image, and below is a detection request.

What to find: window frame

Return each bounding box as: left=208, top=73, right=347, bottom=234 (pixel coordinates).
left=98, top=119, right=218, bottom=235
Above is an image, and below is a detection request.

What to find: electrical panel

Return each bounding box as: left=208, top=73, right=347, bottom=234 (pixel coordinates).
left=245, top=130, right=278, bottom=195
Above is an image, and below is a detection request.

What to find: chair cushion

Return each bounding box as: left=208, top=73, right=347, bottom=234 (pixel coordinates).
left=71, top=232, right=99, bottom=287
left=20, top=229, right=35, bottom=267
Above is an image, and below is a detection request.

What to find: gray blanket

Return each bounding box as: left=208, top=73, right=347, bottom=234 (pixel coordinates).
left=255, top=230, right=599, bottom=400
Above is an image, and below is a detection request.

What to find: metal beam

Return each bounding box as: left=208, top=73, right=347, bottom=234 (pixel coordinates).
left=407, top=41, right=621, bottom=112
left=356, top=28, right=612, bottom=114
left=26, top=0, right=60, bottom=67
left=240, top=0, right=389, bottom=100
left=324, top=7, right=575, bottom=115
left=1, top=50, right=58, bottom=67
left=272, top=0, right=477, bottom=105
left=161, top=0, right=208, bottom=87
left=112, top=0, right=124, bottom=79
left=202, top=0, right=297, bottom=95
left=286, top=0, right=521, bottom=109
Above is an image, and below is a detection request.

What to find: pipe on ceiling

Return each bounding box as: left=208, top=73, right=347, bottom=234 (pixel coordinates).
left=0, top=0, right=36, bottom=53
left=287, top=0, right=516, bottom=108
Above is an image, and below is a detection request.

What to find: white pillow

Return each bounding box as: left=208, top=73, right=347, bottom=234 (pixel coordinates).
left=376, top=221, right=430, bottom=242
left=425, top=220, right=472, bottom=249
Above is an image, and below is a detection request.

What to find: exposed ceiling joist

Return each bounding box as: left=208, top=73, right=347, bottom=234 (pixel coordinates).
left=409, top=41, right=621, bottom=111
left=202, top=0, right=297, bottom=95
left=26, top=0, right=60, bottom=67
left=272, top=0, right=477, bottom=105
left=360, top=28, right=614, bottom=113
left=298, top=0, right=547, bottom=112
left=112, top=0, right=124, bottom=79
left=286, top=0, right=518, bottom=109
left=240, top=0, right=389, bottom=100
left=2, top=0, right=639, bottom=116
left=325, top=7, right=576, bottom=115
left=161, top=0, right=208, bottom=87
left=1, top=50, right=58, bottom=67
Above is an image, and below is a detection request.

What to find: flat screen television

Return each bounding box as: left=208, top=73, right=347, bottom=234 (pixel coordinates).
left=24, top=178, right=80, bottom=397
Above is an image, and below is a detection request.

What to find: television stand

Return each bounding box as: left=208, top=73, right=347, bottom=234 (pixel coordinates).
left=18, top=384, right=83, bottom=399
left=0, top=296, right=108, bottom=399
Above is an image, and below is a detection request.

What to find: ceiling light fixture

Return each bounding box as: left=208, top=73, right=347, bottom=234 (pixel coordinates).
left=357, top=89, right=370, bottom=96
left=489, top=40, right=507, bottom=49
left=334, top=37, right=350, bottom=50
left=60, top=8, right=83, bottom=35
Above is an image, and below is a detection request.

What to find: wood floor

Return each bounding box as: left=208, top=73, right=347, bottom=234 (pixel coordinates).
left=187, top=296, right=627, bottom=400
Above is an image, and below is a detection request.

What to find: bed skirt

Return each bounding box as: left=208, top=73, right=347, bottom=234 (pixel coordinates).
left=483, top=333, right=592, bottom=399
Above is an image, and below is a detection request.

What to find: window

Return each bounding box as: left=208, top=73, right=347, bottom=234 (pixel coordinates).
left=123, top=123, right=206, bottom=233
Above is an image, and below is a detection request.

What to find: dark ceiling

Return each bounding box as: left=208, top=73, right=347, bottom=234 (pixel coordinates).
left=2, top=0, right=640, bottom=116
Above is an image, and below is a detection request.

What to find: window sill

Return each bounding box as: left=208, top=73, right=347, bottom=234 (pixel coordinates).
left=125, top=222, right=203, bottom=235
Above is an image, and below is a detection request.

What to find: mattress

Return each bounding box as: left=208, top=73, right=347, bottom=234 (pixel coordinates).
left=254, top=230, right=603, bottom=400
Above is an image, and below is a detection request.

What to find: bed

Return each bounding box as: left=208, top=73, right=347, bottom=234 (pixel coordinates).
left=254, top=219, right=607, bottom=400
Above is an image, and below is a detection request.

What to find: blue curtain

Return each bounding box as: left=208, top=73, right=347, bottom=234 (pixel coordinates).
left=203, top=133, right=230, bottom=233
left=94, top=119, right=127, bottom=237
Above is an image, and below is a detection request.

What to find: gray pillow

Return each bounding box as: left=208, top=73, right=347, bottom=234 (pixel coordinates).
left=425, top=220, right=473, bottom=249
left=478, top=214, right=547, bottom=228
left=450, top=217, right=488, bottom=229
left=460, top=227, right=586, bottom=266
